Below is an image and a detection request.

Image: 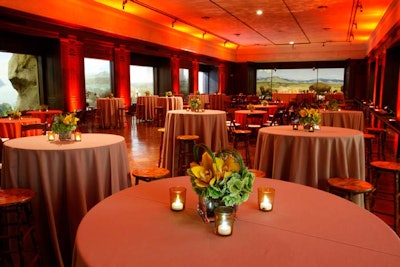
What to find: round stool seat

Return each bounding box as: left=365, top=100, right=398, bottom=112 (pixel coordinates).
left=366, top=127, right=386, bottom=133
left=248, top=169, right=266, bottom=178
left=0, top=188, right=35, bottom=207
left=132, top=167, right=170, bottom=185
left=327, top=177, right=375, bottom=211
left=327, top=177, right=374, bottom=194
left=176, top=135, right=199, bottom=141
left=370, top=161, right=400, bottom=172
left=232, top=129, right=251, bottom=135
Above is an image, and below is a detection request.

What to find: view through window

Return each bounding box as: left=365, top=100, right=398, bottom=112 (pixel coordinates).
left=256, top=68, right=344, bottom=100
left=84, top=58, right=112, bottom=107
left=0, top=52, right=39, bottom=116
left=179, top=68, right=189, bottom=95
left=130, top=65, right=154, bottom=103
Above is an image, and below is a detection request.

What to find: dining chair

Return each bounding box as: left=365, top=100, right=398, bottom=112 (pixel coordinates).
left=264, top=107, right=286, bottom=126
left=246, top=112, right=264, bottom=133
left=21, top=123, right=47, bottom=137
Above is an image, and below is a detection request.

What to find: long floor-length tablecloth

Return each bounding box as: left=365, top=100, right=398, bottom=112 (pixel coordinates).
left=208, top=94, right=226, bottom=110
left=136, top=95, right=159, bottom=121
left=96, top=98, right=125, bottom=128
left=157, top=96, right=183, bottom=112
left=254, top=126, right=365, bottom=201
left=188, top=94, right=209, bottom=109
left=321, top=110, right=364, bottom=131
left=234, top=110, right=268, bottom=129
left=26, top=109, right=63, bottom=123
left=161, top=110, right=228, bottom=176
left=1, top=134, right=131, bottom=267
left=73, top=177, right=400, bottom=267
left=0, top=117, right=42, bottom=138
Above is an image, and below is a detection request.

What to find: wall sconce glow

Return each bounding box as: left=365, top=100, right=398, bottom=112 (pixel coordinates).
left=256, top=10, right=263, bottom=15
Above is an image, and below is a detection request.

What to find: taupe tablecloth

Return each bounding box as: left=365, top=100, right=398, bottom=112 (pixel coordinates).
left=96, top=98, right=125, bottom=128
left=188, top=94, right=209, bottom=109
left=157, top=96, right=183, bottom=112
left=0, top=117, right=42, bottom=138
left=137, top=95, right=159, bottom=120
left=321, top=110, right=364, bottom=131
left=1, top=134, right=131, bottom=267
left=208, top=94, right=226, bottom=110
left=254, top=126, right=365, bottom=194
left=161, top=110, right=228, bottom=176
left=73, top=177, right=400, bottom=267
left=234, top=110, right=268, bottom=129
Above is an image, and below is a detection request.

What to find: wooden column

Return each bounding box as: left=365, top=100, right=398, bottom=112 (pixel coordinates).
left=192, top=59, right=199, bottom=94
left=114, top=45, right=131, bottom=107
left=60, top=35, right=85, bottom=112
left=171, top=55, right=180, bottom=94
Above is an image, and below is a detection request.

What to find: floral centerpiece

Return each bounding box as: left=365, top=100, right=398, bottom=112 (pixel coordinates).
left=188, top=144, right=255, bottom=222
left=190, top=97, right=201, bottom=111
left=166, top=91, right=173, bottom=97
left=145, top=90, right=150, bottom=96
left=261, top=100, right=268, bottom=106
left=108, top=93, right=114, bottom=98
left=8, top=109, right=22, bottom=120
left=326, top=98, right=340, bottom=110
left=51, top=113, right=79, bottom=140
left=247, top=104, right=254, bottom=112
left=298, top=108, right=321, bottom=130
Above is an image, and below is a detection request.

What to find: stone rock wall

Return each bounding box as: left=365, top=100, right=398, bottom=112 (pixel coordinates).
left=8, top=54, right=39, bottom=111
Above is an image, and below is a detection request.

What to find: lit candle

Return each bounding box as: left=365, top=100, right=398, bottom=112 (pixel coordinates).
left=75, top=132, right=82, bottom=141
left=260, top=196, right=272, bottom=211
left=309, top=125, right=314, bottom=132
left=293, top=124, right=298, bottom=130
left=217, top=222, right=232, bottom=236
left=338, top=108, right=341, bottom=111
left=48, top=132, right=55, bottom=141
left=171, top=195, right=183, bottom=211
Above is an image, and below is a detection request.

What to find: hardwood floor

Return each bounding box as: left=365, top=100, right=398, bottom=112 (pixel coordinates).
left=83, top=114, right=398, bottom=235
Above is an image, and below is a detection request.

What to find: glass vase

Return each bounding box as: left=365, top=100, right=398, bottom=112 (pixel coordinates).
left=197, top=196, right=236, bottom=223
left=58, top=131, right=72, bottom=141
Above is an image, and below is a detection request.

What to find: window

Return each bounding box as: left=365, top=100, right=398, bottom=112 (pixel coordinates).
left=256, top=68, right=344, bottom=99
left=179, top=68, right=189, bottom=95
left=130, top=65, right=154, bottom=103
left=198, top=71, right=209, bottom=94
left=84, top=58, right=112, bottom=107
left=0, top=52, right=39, bottom=116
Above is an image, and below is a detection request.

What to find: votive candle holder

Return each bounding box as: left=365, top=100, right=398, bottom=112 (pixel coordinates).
left=258, top=187, right=275, bottom=212
left=75, top=132, right=82, bottom=141
left=47, top=131, right=55, bottom=141
left=169, top=186, right=186, bottom=211
left=214, top=206, right=235, bottom=236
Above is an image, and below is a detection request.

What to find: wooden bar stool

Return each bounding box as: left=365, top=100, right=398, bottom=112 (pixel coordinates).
left=157, top=128, right=165, bottom=167
left=366, top=127, right=386, bottom=160
left=0, top=188, right=40, bottom=267
left=327, top=177, right=375, bottom=211
left=370, top=161, right=400, bottom=235
left=232, top=129, right=252, bottom=167
left=177, top=135, right=199, bottom=176
left=131, top=167, right=170, bottom=185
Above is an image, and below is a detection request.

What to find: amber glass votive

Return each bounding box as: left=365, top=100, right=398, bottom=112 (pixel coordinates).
left=214, top=206, right=235, bottom=236
left=258, top=187, right=275, bottom=212
left=75, top=132, right=82, bottom=141
left=47, top=131, right=55, bottom=141
left=292, top=123, right=298, bottom=130
left=169, top=186, right=186, bottom=211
